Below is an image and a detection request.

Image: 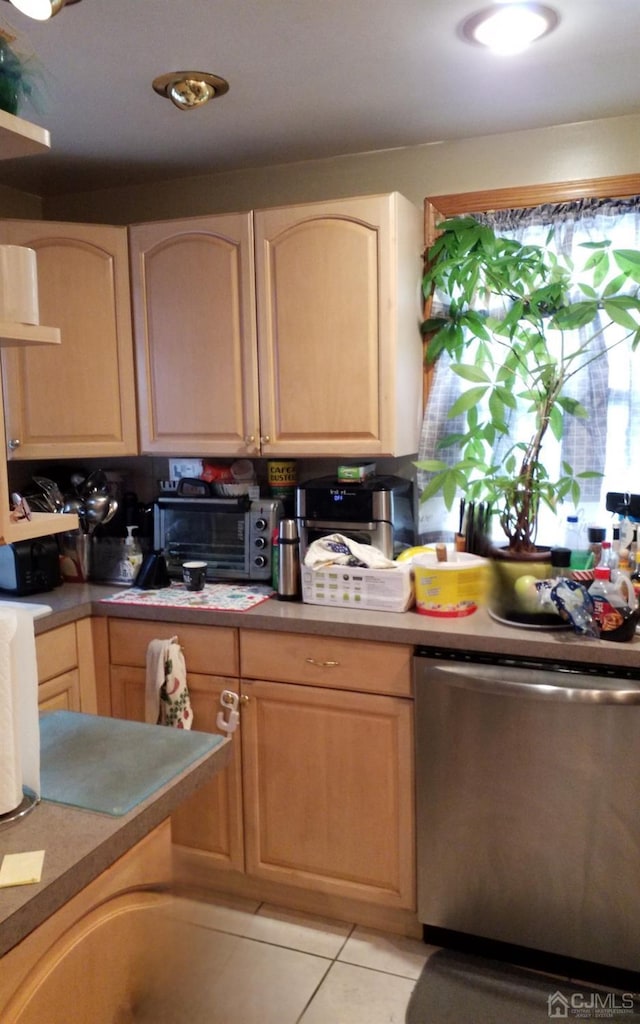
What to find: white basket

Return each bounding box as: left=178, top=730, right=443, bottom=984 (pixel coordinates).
left=301, top=563, right=414, bottom=613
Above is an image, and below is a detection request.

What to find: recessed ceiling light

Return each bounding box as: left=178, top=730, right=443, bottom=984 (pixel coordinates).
left=152, top=71, right=230, bottom=111
left=461, top=3, right=559, bottom=55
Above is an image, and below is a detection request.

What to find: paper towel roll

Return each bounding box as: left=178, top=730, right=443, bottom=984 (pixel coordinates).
left=0, top=609, right=40, bottom=815
left=0, top=245, right=40, bottom=325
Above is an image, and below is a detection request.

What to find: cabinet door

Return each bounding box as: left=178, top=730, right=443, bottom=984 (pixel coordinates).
left=241, top=678, right=415, bottom=909
left=110, top=664, right=244, bottom=872
left=0, top=221, right=138, bottom=459
left=38, top=670, right=80, bottom=712
left=254, top=193, right=423, bottom=457
left=129, top=213, right=260, bottom=456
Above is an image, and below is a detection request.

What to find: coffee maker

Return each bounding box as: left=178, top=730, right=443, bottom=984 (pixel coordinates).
left=295, top=475, right=415, bottom=561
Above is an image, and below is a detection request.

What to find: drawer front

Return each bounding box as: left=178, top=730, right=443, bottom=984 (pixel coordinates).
left=108, top=619, right=239, bottom=677
left=36, top=624, right=78, bottom=683
left=240, top=630, right=412, bottom=697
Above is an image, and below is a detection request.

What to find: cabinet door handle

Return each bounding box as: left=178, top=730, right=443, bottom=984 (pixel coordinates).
left=244, top=435, right=255, bottom=445
left=260, top=435, right=271, bottom=444
left=8, top=438, right=20, bottom=450
left=305, top=658, right=340, bottom=668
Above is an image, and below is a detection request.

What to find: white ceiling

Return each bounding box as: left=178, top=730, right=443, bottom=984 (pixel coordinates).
left=0, top=0, right=638, bottom=197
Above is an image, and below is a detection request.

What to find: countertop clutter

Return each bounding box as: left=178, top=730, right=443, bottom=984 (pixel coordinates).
left=29, top=580, right=640, bottom=672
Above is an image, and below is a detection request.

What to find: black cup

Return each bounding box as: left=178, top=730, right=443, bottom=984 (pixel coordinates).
left=182, top=560, right=207, bottom=591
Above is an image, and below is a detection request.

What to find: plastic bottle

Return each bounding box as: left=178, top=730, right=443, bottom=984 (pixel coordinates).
left=608, top=534, right=621, bottom=580
left=597, top=541, right=612, bottom=569
left=123, top=525, right=143, bottom=582
left=588, top=566, right=638, bottom=642
left=563, top=515, right=583, bottom=552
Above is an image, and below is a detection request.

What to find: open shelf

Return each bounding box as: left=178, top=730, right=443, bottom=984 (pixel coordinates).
left=0, top=511, right=79, bottom=545
left=0, top=108, right=50, bottom=160
left=0, top=322, right=61, bottom=346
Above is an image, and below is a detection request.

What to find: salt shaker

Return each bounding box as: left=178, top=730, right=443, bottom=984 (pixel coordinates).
left=277, top=518, right=300, bottom=601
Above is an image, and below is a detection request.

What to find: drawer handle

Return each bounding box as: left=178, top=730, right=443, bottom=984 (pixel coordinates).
left=305, top=658, right=340, bottom=668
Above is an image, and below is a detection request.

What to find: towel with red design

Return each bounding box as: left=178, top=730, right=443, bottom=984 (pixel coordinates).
left=145, top=637, right=193, bottom=730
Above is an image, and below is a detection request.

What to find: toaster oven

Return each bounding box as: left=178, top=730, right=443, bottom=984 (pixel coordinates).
left=154, top=496, right=282, bottom=582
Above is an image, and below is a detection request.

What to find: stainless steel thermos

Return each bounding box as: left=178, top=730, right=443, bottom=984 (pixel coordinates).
left=277, top=518, right=300, bottom=600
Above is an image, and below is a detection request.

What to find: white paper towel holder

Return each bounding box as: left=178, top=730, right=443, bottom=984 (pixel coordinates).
left=0, top=788, right=38, bottom=830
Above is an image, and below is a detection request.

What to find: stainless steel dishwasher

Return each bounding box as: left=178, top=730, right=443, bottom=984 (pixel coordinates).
left=414, top=646, right=640, bottom=973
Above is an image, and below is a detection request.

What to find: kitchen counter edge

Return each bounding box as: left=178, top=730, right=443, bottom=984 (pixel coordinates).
left=0, top=729, right=231, bottom=959
left=26, top=582, right=640, bottom=672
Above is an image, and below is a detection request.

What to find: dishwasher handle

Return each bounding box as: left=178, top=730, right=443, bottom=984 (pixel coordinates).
left=421, top=661, right=640, bottom=704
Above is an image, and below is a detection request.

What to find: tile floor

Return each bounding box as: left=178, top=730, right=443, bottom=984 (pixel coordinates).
left=134, top=891, right=437, bottom=1023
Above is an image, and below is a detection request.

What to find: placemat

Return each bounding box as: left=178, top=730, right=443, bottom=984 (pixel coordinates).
left=39, top=710, right=225, bottom=816
left=100, top=582, right=274, bottom=612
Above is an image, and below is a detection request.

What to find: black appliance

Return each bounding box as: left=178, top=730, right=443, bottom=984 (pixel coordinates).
left=295, top=474, right=414, bottom=560
left=0, top=537, right=62, bottom=596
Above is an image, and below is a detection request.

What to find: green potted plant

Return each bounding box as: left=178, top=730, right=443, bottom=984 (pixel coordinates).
left=416, top=215, right=640, bottom=621
left=0, top=28, right=39, bottom=116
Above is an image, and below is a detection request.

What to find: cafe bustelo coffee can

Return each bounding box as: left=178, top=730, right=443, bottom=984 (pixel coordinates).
left=268, top=461, right=297, bottom=503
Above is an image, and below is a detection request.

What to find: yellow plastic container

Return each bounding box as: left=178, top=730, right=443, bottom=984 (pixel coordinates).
left=413, top=551, right=487, bottom=618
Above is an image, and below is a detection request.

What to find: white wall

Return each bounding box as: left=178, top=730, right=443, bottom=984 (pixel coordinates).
left=42, top=113, right=640, bottom=224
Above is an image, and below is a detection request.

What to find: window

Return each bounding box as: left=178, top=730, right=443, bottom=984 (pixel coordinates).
left=418, top=175, right=640, bottom=547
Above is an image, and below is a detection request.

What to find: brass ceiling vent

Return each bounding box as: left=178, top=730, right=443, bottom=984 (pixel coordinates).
left=152, top=71, right=229, bottom=111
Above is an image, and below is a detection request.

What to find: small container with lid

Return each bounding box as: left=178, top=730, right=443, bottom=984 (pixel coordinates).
left=588, top=526, right=606, bottom=567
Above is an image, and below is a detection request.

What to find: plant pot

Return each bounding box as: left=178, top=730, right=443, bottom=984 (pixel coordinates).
left=487, top=547, right=562, bottom=628
left=0, top=74, right=18, bottom=115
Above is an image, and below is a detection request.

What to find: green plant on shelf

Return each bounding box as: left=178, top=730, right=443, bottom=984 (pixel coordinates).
left=0, top=28, right=42, bottom=117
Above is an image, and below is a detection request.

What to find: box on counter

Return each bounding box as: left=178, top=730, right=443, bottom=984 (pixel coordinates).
left=301, top=563, right=414, bottom=613
left=336, top=463, right=376, bottom=482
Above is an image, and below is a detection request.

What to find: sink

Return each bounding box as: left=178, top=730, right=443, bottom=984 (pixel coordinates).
left=0, top=600, right=52, bottom=619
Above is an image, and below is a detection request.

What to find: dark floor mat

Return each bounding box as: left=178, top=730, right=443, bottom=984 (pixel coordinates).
left=406, top=948, right=640, bottom=1024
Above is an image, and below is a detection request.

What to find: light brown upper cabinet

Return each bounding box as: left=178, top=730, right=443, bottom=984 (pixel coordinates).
left=0, top=221, right=138, bottom=460
left=129, top=213, right=259, bottom=456
left=129, top=193, right=424, bottom=458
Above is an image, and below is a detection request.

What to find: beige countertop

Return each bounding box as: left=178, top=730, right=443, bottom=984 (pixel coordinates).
left=28, top=581, right=640, bottom=672
left=0, top=723, right=231, bottom=958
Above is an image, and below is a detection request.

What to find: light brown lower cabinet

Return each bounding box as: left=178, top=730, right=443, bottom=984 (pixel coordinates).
left=0, top=822, right=172, bottom=1024
left=107, top=619, right=417, bottom=931
left=109, top=618, right=244, bottom=872
left=36, top=618, right=104, bottom=714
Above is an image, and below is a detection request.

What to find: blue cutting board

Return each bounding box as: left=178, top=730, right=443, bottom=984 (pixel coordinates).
left=39, top=711, right=223, bottom=816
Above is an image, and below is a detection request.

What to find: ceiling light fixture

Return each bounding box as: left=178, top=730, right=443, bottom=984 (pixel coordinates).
left=152, top=71, right=230, bottom=111
left=3, top=0, right=81, bottom=19
left=461, top=2, right=559, bottom=55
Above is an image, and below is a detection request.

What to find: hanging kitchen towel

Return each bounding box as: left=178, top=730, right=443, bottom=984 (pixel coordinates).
left=0, top=608, right=40, bottom=815
left=145, top=637, right=193, bottom=729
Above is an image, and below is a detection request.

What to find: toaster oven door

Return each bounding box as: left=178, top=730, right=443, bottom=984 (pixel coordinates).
left=155, top=500, right=249, bottom=580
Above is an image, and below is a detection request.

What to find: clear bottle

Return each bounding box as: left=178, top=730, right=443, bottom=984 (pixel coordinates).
left=597, top=540, right=612, bottom=569
left=123, top=525, right=143, bottom=582
left=628, top=526, right=638, bottom=575
left=563, top=514, right=583, bottom=552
